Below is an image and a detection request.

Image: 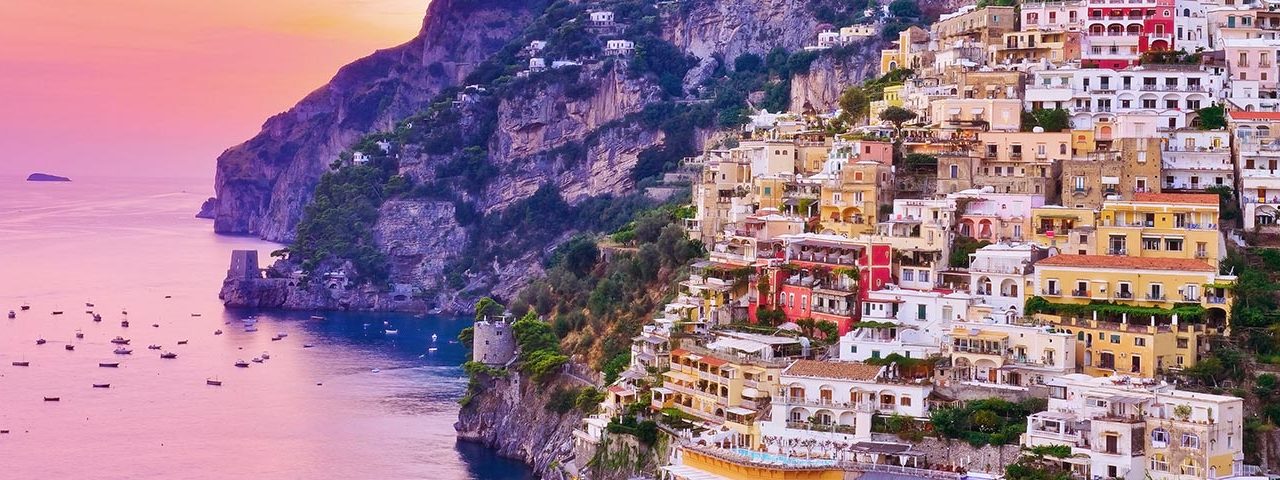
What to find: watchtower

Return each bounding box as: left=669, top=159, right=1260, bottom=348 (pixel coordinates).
left=227, top=250, right=260, bottom=280
left=472, top=316, right=517, bottom=366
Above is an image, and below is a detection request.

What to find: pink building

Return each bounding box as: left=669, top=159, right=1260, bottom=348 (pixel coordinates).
left=1225, top=38, right=1280, bottom=91
left=956, top=193, right=1046, bottom=242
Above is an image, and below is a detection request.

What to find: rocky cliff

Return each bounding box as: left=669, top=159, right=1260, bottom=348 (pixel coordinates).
left=455, top=373, right=588, bottom=479
left=212, top=0, right=882, bottom=312
left=213, top=0, right=548, bottom=242
left=790, top=38, right=888, bottom=112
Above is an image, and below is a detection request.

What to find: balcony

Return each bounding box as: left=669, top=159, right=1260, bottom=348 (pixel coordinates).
left=1206, top=296, right=1227, bottom=305
left=1145, top=293, right=1167, bottom=301
left=785, top=421, right=857, bottom=435
left=1072, top=289, right=1091, bottom=298
left=1183, top=294, right=1201, bottom=302
left=1115, top=291, right=1134, bottom=299
left=1195, top=250, right=1209, bottom=259
left=1108, top=248, right=1128, bottom=256
left=1043, top=289, right=1062, bottom=296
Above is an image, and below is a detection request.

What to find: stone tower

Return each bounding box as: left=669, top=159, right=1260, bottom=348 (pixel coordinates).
left=227, top=250, right=260, bottom=280
left=472, top=316, right=517, bottom=366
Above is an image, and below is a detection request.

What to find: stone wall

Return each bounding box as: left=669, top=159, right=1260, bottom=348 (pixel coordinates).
left=870, top=433, right=1019, bottom=475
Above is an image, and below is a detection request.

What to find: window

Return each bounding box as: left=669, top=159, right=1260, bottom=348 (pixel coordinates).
left=1182, top=433, right=1200, bottom=449
left=903, top=269, right=914, bottom=281
left=917, top=304, right=927, bottom=320
left=900, top=397, right=912, bottom=406
left=1143, top=237, right=1161, bottom=250
left=920, top=270, right=930, bottom=283
left=1166, top=238, right=1183, bottom=251
left=1151, top=453, right=1169, bottom=472
left=1135, top=337, right=1146, bottom=346
left=1111, top=334, right=1121, bottom=344
left=1153, top=428, right=1170, bottom=445
left=1150, top=284, right=1164, bottom=300
left=1177, top=337, right=1189, bottom=348
left=1047, top=279, right=1058, bottom=294
left=950, top=164, right=959, bottom=179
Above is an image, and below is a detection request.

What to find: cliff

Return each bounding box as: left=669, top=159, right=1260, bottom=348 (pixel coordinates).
left=790, top=39, right=888, bottom=112
left=212, top=0, right=548, bottom=242
left=212, top=0, right=882, bottom=313
left=455, top=373, right=588, bottom=479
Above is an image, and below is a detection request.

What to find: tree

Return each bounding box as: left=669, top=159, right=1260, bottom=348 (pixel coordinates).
left=1005, top=445, right=1073, bottom=480
left=838, top=87, right=870, bottom=124
left=888, top=0, right=921, bottom=18
left=733, top=53, right=764, bottom=73
left=474, top=297, right=505, bottom=322
left=1197, top=104, right=1226, bottom=130
left=879, top=106, right=917, bottom=135
left=1021, top=108, right=1071, bottom=132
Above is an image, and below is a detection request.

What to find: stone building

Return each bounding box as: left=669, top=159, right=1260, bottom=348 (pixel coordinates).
left=472, top=316, right=517, bottom=366
left=227, top=250, right=261, bottom=280
left=1060, top=138, right=1162, bottom=209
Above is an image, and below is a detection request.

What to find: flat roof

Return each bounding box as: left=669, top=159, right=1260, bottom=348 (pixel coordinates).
left=1035, top=254, right=1215, bottom=272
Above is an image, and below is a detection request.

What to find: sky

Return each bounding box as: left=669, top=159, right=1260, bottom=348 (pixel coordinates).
left=0, top=0, right=428, bottom=182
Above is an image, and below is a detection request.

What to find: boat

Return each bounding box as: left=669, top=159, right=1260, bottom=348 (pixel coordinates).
left=20, top=303, right=30, bottom=311
left=86, top=302, right=94, bottom=307
left=113, top=347, right=132, bottom=355
left=241, top=317, right=257, bottom=325
left=110, top=337, right=130, bottom=345
left=371, top=368, right=381, bottom=373
left=214, top=329, right=223, bottom=335
left=431, top=333, right=438, bottom=342
left=36, top=338, right=46, bottom=345
left=234, top=360, right=250, bottom=368
left=121, top=309, right=128, bottom=315
left=303, top=344, right=314, bottom=348
left=65, top=345, right=74, bottom=351
left=7, top=311, right=15, bottom=319
left=177, top=340, right=189, bottom=345
left=428, top=347, right=438, bottom=352
left=92, top=314, right=102, bottom=322
left=98, top=362, right=119, bottom=368
left=206, top=379, right=222, bottom=386
left=385, top=329, right=399, bottom=335
left=276, top=332, right=288, bottom=338
left=270, top=336, right=281, bottom=341
left=43, top=397, right=59, bottom=402
left=92, top=383, right=109, bottom=388
left=12, top=361, right=29, bottom=367
left=251, top=357, right=263, bottom=363
left=85, top=310, right=93, bottom=314
left=152, top=323, right=159, bottom=328
left=190, top=313, right=201, bottom=317
left=260, top=352, right=270, bottom=360
left=75, top=330, right=84, bottom=339
left=160, top=352, right=177, bottom=359
left=121, top=320, right=129, bottom=328
left=51, top=311, right=63, bottom=315
left=244, top=325, right=258, bottom=332
left=163, top=295, right=171, bottom=299
left=147, top=344, right=161, bottom=350
left=310, top=315, right=325, bottom=321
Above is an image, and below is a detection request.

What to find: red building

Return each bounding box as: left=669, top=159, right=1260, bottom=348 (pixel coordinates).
left=1083, top=0, right=1174, bottom=68
left=747, top=235, right=895, bottom=335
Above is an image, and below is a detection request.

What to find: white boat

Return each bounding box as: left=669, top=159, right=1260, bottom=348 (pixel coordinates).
left=276, top=332, right=287, bottom=338
left=385, top=329, right=399, bottom=335
left=371, top=368, right=381, bottom=373
left=241, top=317, right=256, bottom=325
left=428, top=347, right=438, bottom=352
left=309, top=315, right=324, bottom=321
left=431, top=334, right=438, bottom=342
left=110, top=336, right=129, bottom=345
left=234, top=360, right=250, bottom=368
left=113, top=347, right=132, bottom=355
left=251, top=357, right=263, bottom=363
left=261, top=352, right=270, bottom=360
left=244, top=325, right=258, bottom=332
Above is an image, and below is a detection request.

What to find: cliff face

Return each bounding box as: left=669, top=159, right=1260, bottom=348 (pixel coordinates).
left=790, top=39, right=888, bottom=112
left=455, top=374, right=587, bottom=478
left=212, top=0, right=546, bottom=242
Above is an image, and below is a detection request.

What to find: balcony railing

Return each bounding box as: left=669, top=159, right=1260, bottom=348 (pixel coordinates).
left=1108, top=248, right=1128, bottom=256
left=1206, top=296, right=1227, bottom=304
left=1146, top=294, right=1167, bottom=301
left=1195, top=250, right=1209, bottom=259
left=1043, top=289, right=1061, bottom=296
left=1183, top=295, right=1201, bottom=302
left=1072, top=289, right=1091, bottom=297
left=785, top=421, right=857, bottom=435
left=1115, top=291, right=1134, bottom=299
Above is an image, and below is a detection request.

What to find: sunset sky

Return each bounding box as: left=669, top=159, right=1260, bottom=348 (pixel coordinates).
left=0, top=0, right=427, bottom=180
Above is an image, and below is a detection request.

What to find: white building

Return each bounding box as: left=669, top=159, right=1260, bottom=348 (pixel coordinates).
left=839, top=286, right=972, bottom=362
left=945, top=319, right=1076, bottom=389
left=1174, top=0, right=1211, bottom=52
left=588, top=10, right=615, bottom=26
left=1162, top=129, right=1232, bottom=191
left=968, top=242, right=1047, bottom=318
left=1024, top=374, right=1245, bottom=480
left=529, top=57, right=547, bottom=72
left=605, top=39, right=634, bottom=56
left=761, top=360, right=933, bottom=444
left=1021, top=0, right=1085, bottom=32
left=1025, top=66, right=1219, bottom=131
left=1232, top=111, right=1280, bottom=230
left=352, top=151, right=370, bottom=166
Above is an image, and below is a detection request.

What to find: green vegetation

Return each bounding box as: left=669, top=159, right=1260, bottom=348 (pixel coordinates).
left=838, top=69, right=915, bottom=125
left=1197, top=104, right=1227, bottom=130
left=1004, top=445, right=1073, bottom=480
left=292, top=159, right=397, bottom=284
left=889, top=0, right=921, bottom=19
left=607, top=415, right=660, bottom=445
left=1020, top=108, right=1071, bottom=132
left=512, top=310, right=570, bottom=381
left=1141, top=48, right=1203, bottom=65
left=1025, top=296, right=1208, bottom=323
left=949, top=237, right=991, bottom=269
left=878, top=106, right=917, bottom=134
left=930, top=398, right=1047, bottom=447
left=546, top=385, right=606, bottom=414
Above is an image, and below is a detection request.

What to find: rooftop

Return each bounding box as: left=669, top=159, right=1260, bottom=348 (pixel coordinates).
left=1229, top=111, right=1280, bottom=121
left=1035, top=254, right=1215, bottom=272
left=783, top=360, right=883, bottom=381
left=1130, top=192, right=1220, bottom=205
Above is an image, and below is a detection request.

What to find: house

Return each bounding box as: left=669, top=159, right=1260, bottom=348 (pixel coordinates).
left=604, top=39, right=634, bottom=56
left=1096, top=192, right=1225, bottom=269
left=1230, top=111, right=1280, bottom=230
left=761, top=360, right=933, bottom=444
left=1162, top=130, right=1232, bottom=192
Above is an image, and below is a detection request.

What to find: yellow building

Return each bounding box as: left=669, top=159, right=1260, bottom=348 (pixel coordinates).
left=868, top=84, right=905, bottom=122
left=1031, top=255, right=1234, bottom=377
left=879, top=26, right=930, bottom=73
left=1031, top=206, right=1098, bottom=255
left=669, top=447, right=845, bottom=480
left=653, top=346, right=782, bottom=447
left=818, top=161, right=891, bottom=238
left=1097, top=193, right=1224, bottom=270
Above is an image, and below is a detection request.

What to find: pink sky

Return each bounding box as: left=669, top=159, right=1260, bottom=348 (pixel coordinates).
left=0, top=0, right=428, bottom=181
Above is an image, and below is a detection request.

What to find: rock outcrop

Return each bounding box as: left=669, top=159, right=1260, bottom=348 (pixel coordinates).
left=790, top=38, right=888, bottom=112
left=195, top=197, right=218, bottom=219
left=212, top=0, right=548, bottom=242
left=455, top=373, right=587, bottom=479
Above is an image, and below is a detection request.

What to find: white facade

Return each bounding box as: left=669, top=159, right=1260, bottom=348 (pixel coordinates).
left=1022, top=0, right=1086, bottom=32
left=968, top=242, right=1045, bottom=317
left=1163, top=130, right=1232, bottom=191
left=762, top=360, right=932, bottom=445
left=839, top=286, right=972, bottom=362
left=1174, top=0, right=1211, bottom=52
left=1025, top=66, right=1219, bottom=130
left=605, top=39, right=634, bottom=55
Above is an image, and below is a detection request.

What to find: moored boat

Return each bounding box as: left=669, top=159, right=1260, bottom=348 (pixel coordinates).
left=260, top=352, right=270, bottom=360
left=385, top=329, right=399, bottom=335
left=110, top=336, right=129, bottom=345
left=113, top=347, right=132, bottom=355
left=92, top=383, right=109, bottom=388
left=177, top=339, right=189, bottom=345
left=51, top=311, right=63, bottom=315
left=75, top=330, right=84, bottom=339
left=92, top=314, right=102, bottom=322
left=43, top=397, right=59, bottom=402
left=214, top=329, right=223, bottom=335
left=20, top=303, right=30, bottom=311
left=309, top=315, right=325, bottom=321
left=36, top=338, right=46, bottom=345
left=160, top=351, right=177, bottom=359
left=7, top=310, right=15, bottom=319
left=206, top=378, right=222, bottom=386
left=244, top=325, right=258, bottom=332
left=251, top=357, right=263, bottom=363
left=12, top=361, right=29, bottom=367
left=121, top=320, right=129, bottom=328
left=147, top=344, right=161, bottom=350
left=234, top=359, right=250, bottom=368
left=98, top=362, right=119, bottom=368
left=65, top=344, right=74, bottom=351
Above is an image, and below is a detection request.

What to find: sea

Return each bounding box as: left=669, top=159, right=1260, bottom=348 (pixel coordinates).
left=0, top=176, right=533, bottom=479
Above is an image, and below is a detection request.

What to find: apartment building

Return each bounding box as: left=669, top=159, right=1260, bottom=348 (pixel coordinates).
left=1024, top=374, right=1244, bottom=480
left=995, top=30, right=1083, bottom=65
left=969, top=242, right=1050, bottom=317
left=957, top=193, right=1047, bottom=242
left=932, top=5, right=1019, bottom=47
left=1162, top=130, right=1232, bottom=192
left=1061, top=138, right=1164, bottom=209
left=762, top=360, right=933, bottom=444
left=1081, top=0, right=1176, bottom=68
left=946, top=320, right=1077, bottom=389
left=1022, top=0, right=1087, bottom=32
left=1097, top=192, right=1225, bottom=269
left=1232, top=111, right=1280, bottom=230
left=1031, top=206, right=1100, bottom=255
left=840, top=286, right=973, bottom=362
left=818, top=161, right=894, bottom=238
left=1025, top=66, right=1217, bottom=131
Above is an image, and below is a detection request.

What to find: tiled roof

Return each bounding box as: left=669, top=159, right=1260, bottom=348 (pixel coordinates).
left=783, top=360, right=882, bottom=381
left=1229, top=111, right=1280, bottom=121
left=1131, top=192, right=1219, bottom=205
left=1035, top=254, right=1215, bottom=272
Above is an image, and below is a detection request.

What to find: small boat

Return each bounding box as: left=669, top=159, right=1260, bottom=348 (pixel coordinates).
left=309, top=315, right=325, bottom=321
left=251, top=357, right=263, bottom=363
left=383, top=321, right=389, bottom=326
left=241, top=317, right=257, bottom=325
left=431, top=333, right=438, bottom=342
left=260, top=352, right=270, bottom=360
left=371, top=368, right=381, bottom=373
left=110, top=337, right=130, bottom=345
left=244, top=325, right=258, bottom=332
left=51, top=311, right=63, bottom=315
left=303, top=344, right=314, bottom=348
left=92, top=383, right=110, bottom=388
left=385, top=329, right=399, bottom=335
left=86, top=302, right=94, bottom=307
left=92, top=314, right=102, bottom=322
left=113, top=347, right=132, bottom=355
left=12, top=361, right=29, bottom=367
left=75, top=330, right=84, bottom=339
left=428, top=347, right=438, bottom=352
left=36, top=338, right=46, bottom=345
left=276, top=332, right=287, bottom=338
left=121, top=309, right=128, bottom=315
left=85, top=310, right=93, bottom=314
left=7, top=310, right=16, bottom=319
left=163, top=295, right=171, bottom=299
left=206, top=379, right=222, bottom=386
left=160, top=352, right=177, bottom=359
left=65, top=344, right=74, bottom=351
left=20, top=303, right=30, bottom=311
left=147, top=344, right=161, bottom=350
left=214, top=329, right=223, bottom=335
left=270, top=336, right=281, bottom=341
left=151, top=323, right=159, bottom=328
left=234, top=360, right=250, bottom=368
left=362, top=323, right=370, bottom=329
left=43, top=397, right=59, bottom=402
left=98, top=362, right=119, bottom=368
left=190, top=313, right=201, bottom=317
left=121, top=320, right=129, bottom=328
left=177, top=340, right=189, bottom=345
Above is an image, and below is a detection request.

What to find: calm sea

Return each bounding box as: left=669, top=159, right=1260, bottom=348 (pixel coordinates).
left=0, top=176, right=532, bottom=479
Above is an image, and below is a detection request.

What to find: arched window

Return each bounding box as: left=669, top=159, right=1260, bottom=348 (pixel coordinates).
left=1182, top=8, right=1190, bottom=16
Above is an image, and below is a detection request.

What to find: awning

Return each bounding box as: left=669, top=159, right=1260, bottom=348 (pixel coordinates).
left=652, top=387, right=673, bottom=396
left=726, top=407, right=756, bottom=416
left=664, top=370, right=696, bottom=383
left=741, top=387, right=766, bottom=398
left=662, top=465, right=732, bottom=480
left=947, top=108, right=962, bottom=114
left=1102, top=176, right=1120, bottom=184
left=970, top=108, right=986, bottom=114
